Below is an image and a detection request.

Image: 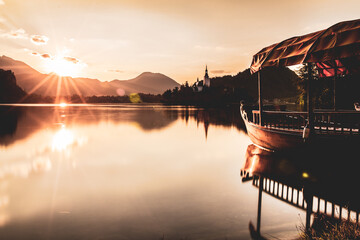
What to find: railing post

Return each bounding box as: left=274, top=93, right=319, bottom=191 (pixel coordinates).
left=258, top=71, right=263, bottom=126
left=305, top=193, right=313, bottom=232
left=257, top=176, right=264, bottom=235
left=307, top=63, right=314, bottom=136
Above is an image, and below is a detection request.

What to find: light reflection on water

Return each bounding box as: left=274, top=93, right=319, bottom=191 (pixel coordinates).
left=0, top=104, right=302, bottom=239
left=51, top=126, right=75, bottom=151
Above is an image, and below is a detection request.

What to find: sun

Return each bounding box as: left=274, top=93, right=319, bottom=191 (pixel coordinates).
left=45, top=56, right=83, bottom=77
left=59, top=102, right=68, bottom=107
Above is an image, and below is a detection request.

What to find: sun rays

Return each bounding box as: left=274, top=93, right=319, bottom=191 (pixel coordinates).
left=44, top=55, right=84, bottom=77
left=9, top=61, right=91, bottom=104
left=2, top=63, right=99, bottom=125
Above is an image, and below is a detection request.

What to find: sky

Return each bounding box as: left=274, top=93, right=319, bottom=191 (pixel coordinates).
left=0, top=0, right=359, bottom=84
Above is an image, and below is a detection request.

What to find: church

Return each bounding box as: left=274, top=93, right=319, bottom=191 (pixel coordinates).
left=192, top=65, right=210, bottom=92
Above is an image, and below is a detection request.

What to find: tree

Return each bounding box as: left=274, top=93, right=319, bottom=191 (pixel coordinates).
left=0, top=69, right=26, bottom=103
left=295, top=63, right=321, bottom=108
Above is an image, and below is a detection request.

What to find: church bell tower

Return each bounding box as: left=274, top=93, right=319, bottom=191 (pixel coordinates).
left=204, top=65, right=210, bottom=87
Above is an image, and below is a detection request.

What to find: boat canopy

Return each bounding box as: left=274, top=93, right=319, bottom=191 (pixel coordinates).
left=250, top=19, right=360, bottom=77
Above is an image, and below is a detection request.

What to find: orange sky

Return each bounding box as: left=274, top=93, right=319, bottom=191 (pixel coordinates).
left=0, top=0, right=359, bottom=83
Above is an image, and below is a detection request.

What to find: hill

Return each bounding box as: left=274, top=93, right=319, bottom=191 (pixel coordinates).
left=0, top=69, right=26, bottom=103
left=0, top=56, right=180, bottom=96
left=110, top=72, right=180, bottom=95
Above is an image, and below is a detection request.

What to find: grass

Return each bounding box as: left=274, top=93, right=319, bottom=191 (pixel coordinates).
left=298, top=213, right=360, bottom=240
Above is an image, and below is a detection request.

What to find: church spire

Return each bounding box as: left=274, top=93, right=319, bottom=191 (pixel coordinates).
left=204, top=65, right=209, bottom=79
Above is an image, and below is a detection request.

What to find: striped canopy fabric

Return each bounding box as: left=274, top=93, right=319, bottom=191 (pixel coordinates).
left=250, top=19, right=360, bottom=77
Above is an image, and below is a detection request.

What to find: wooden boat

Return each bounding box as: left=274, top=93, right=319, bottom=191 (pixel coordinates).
left=240, top=104, right=360, bottom=151
left=241, top=19, right=360, bottom=151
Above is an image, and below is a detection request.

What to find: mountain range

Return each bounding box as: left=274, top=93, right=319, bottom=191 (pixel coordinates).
left=0, top=55, right=180, bottom=96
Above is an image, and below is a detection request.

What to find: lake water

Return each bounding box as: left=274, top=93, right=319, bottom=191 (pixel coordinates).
left=0, top=104, right=305, bottom=240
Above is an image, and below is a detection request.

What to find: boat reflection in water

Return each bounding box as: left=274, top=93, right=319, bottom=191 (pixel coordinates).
left=241, top=144, right=360, bottom=239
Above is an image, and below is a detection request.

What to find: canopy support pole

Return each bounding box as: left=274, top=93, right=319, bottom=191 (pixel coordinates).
left=258, top=71, right=263, bottom=126
left=333, top=71, right=337, bottom=111
left=307, top=63, right=314, bottom=136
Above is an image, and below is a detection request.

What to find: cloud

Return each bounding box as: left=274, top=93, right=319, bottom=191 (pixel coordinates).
left=29, top=51, right=52, bottom=59
left=1, top=29, right=49, bottom=46
left=31, top=35, right=49, bottom=45
left=41, top=53, right=51, bottom=59
left=1, top=28, right=28, bottom=39
left=211, top=70, right=230, bottom=74
left=63, top=56, right=80, bottom=64
left=107, top=69, right=124, bottom=73
left=30, top=51, right=83, bottom=66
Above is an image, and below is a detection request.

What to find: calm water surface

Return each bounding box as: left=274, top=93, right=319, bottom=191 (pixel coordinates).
left=0, top=104, right=304, bottom=239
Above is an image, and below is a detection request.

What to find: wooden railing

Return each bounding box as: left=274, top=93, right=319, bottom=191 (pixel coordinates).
left=252, top=110, right=307, bottom=130
left=313, top=111, right=360, bottom=134
left=251, top=110, right=360, bottom=134
left=252, top=176, right=360, bottom=224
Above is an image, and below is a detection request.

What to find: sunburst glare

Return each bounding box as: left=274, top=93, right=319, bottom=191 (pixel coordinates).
left=59, top=102, right=68, bottom=108
left=45, top=56, right=85, bottom=77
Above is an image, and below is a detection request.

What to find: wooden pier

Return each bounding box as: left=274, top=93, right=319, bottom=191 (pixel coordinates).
left=241, top=169, right=360, bottom=234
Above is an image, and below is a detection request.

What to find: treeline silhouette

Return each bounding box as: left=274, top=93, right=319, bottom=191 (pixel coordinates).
left=294, top=64, right=360, bottom=110
left=162, top=83, right=252, bottom=106
left=74, top=93, right=162, bottom=103
left=0, top=69, right=26, bottom=103
left=16, top=93, right=163, bottom=104
left=162, top=67, right=300, bottom=106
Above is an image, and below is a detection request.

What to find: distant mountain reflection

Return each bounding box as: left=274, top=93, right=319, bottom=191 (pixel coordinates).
left=0, top=104, right=245, bottom=146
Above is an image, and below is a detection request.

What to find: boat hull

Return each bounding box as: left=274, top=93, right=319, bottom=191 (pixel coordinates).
left=244, top=120, right=304, bottom=151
